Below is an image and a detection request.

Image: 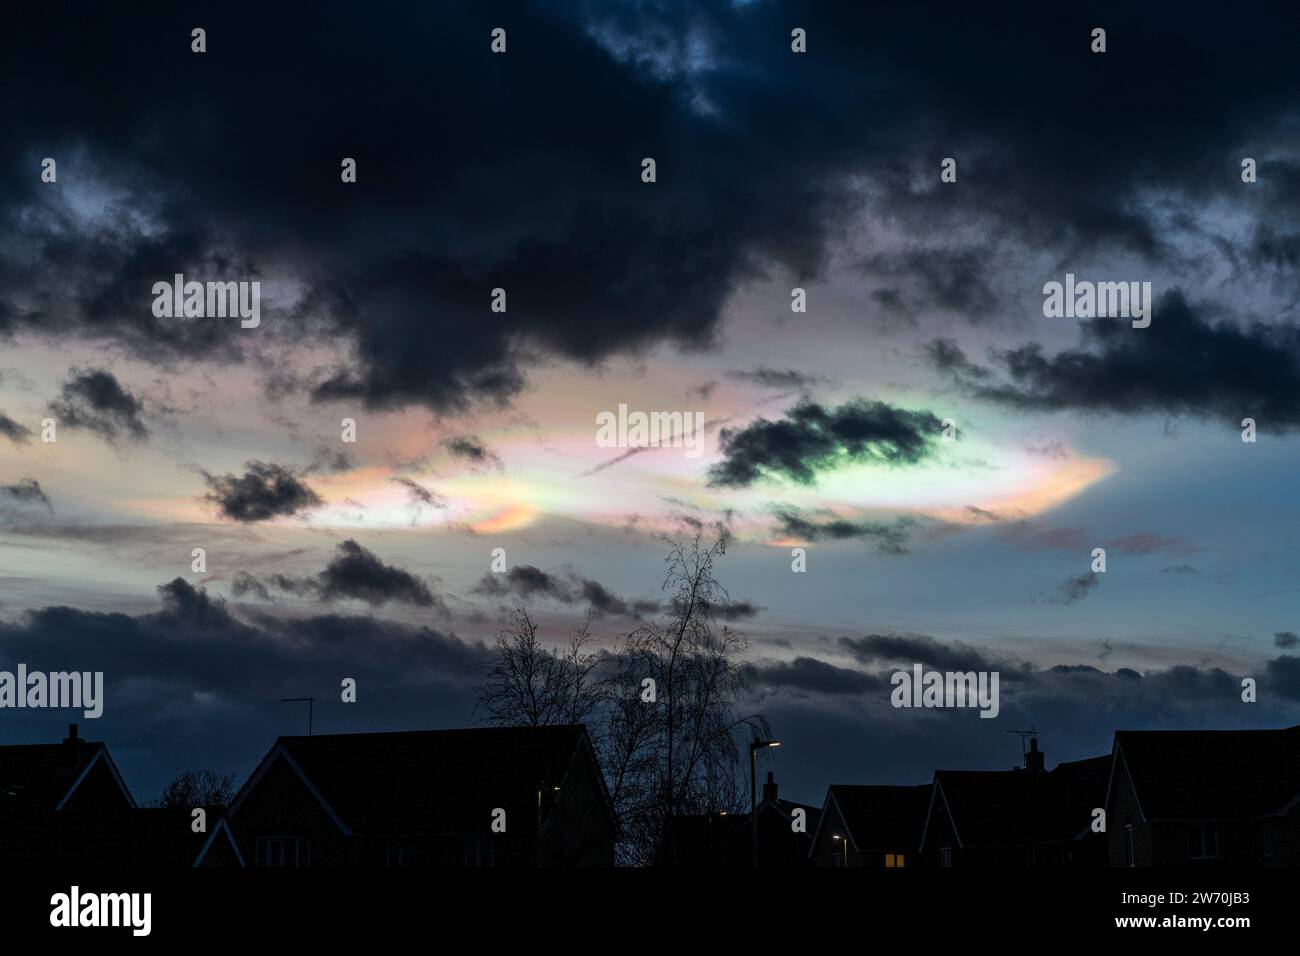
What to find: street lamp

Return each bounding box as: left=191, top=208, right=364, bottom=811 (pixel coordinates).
left=833, top=833, right=849, bottom=868
left=537, top=785, right=561, bottom=831
left=749, top=739, right=780, bottom=867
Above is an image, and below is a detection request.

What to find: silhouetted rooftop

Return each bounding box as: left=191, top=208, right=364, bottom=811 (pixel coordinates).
left=239, top=725, right=598, bottom=836
left=1113, top=724, right=1300, bottom=820
left=0, top=740, right=106, bottom=811
left=828, top=784, right=932, bottom=850
left=930, top=756, right=1110, bottom=848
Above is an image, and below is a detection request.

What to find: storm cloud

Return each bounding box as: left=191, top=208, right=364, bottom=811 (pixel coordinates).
left=200, top=460, right=324, bottom=523
left=709, top=399, right=943, bottom=488
left=48, top=367, right=149, bottom=442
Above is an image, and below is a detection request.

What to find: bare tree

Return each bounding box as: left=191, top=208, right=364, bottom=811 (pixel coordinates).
left=476, top=607, right=604, bottom=727
left=615, top=532, right=770, bottom=863
left=157, top=769, right=237, bottom=808
left=475, top=533, right=770, bottom=865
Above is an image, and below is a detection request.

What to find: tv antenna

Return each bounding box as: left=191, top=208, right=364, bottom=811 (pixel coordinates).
left=1005, top=727, right=1041, bottom=758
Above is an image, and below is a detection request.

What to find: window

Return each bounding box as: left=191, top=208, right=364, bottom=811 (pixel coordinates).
left=256, top=837, right=311, bottom=867
left=1188, top=824, right=1218, bottom=860
left=1263, top=820, right=1273, bottom=859
left=1124, top=825, right=1136, bottom=867
left=386, top=840, right=415, bottom=867
left=940, top=847, right=953, bottom=867
left=884, top=853, right=905, bottom=868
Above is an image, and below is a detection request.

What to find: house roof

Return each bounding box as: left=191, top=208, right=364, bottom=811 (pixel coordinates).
left=1111, top=724, right=1300, bottom=821
left=925, top=756, right=1109, bottom=849
left=823, top=784, right=932, bottom=851
left=0, top=740, right=134, bottom=811
left=229, top=724, right=604, bottom=836
left=130, top=807, right=227, bottom=865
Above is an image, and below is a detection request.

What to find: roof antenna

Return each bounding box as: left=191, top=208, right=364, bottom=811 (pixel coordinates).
left=282, top=697, right=314, bottom=736
left=1005, top=727, right=1040, bottom=759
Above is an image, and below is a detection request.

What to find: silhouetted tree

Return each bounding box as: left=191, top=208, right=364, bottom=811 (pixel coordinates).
left=614, top=532, right=770, bottom=863
left=476, top=533, right=769, bottom=865
left=476, top=607, right=604, bottom=727
left=157, top=769, right=236, bottom=807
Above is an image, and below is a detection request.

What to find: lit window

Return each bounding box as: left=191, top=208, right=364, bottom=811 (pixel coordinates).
left=884, top=853, right=906, bottom=868
left=940, top=847, right=953, bottom=867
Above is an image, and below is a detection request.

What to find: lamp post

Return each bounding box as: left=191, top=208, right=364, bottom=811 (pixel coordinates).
left=833, top=833, right=849, bottom=867
left=749, top=739, right=780, bottom=867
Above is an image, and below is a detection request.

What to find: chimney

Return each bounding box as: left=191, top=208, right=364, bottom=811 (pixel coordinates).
left=762, top=770, right=778, bottom=805
left=1024, top=736, right=1044, bottom=772
left=62, top=723, right=81, bottom=746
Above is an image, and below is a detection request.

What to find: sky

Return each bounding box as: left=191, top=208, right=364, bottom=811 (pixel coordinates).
left=2, top=0, right=1300, bottom=807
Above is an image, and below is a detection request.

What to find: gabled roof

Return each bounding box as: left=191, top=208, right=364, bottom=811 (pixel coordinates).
left=923, top=756, right=1109, bottom=850
left=816, top=784, right=932, bottom=852
left=1109, top=724, right=1300, bottom=821
left=228, top=725, right=606, bottom=836
left=192, top=816, right=245, bottom=867
left=0, top=740, right=135, bottom=811
left=766, top=796, right=821, bottom=835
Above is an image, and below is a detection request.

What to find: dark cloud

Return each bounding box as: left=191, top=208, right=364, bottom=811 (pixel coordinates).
left=200, top=460, right=323, bottom=523
left=0, top=411, right=32, bottom=444
left=724, top=368, right=822, bottom=391
left=0, top=577, right=488, bottom=801
left=754, top=657, right=885, bottom=696
left=688, top=380, right=719, bottom=401
left=442, top=435, right=503, bottom=470
left=0, top=478, right=52, bottom=512
left=930, top=293, right=1300, bottom=428
left=10, top=4, right=1285, bottom=416
left=708, top=399, right=943, bottom=488
left=1263, top=655, right=1300, bottom=700
left=772, top=506, right=917, bottom=555
left=304, top=447, right=357, bottom=475
left=840, top=633, right=1013, bottom=676
left=391, top=477, right=447, bottom=513
left=1051, top=572, right=1100, bottom=606
left=48, top=367, right=149, bottom=442
left=926, top=338, right=992, bottom=380
left=1274, top=631, right=1299, bottom=649
left=317, top=539, right=441, bottom=608
left=229, top=571, right=272, bottom=601
left=472, top=564, right=658, bottom=618
left=710, top=598, right=763, bottom=621
left=233, top=539, right=442, bottom=609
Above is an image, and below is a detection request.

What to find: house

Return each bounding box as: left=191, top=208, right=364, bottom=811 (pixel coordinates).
left=197, top=724, right=616, bottom=867
left=809, top=783, right=931, bottom=867
left=919, top=738, right=1109, bottom=866
left=659, top=771, right=821, bottom=867
left=0, top=723, right=137, bottom=866
left=1105, top=724, right=1300, bottom=866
